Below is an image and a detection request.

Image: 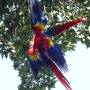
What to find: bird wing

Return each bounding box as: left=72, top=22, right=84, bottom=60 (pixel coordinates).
left=46, top=43, right=68, bottom=72
left=29, top=59, right=43, bottom=77
left=45, top=17, right=84, bottom=37
left=38, top=48, right=72, bottom=90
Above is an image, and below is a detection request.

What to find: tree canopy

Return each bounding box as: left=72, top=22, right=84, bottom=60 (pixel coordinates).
left=0, top=0, right=90, bottom=90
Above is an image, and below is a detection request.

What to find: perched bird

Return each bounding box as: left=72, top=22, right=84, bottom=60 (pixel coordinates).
left=26, top=0, right=86, bottom=90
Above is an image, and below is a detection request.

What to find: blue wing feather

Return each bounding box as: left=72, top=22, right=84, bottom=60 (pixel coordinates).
left=38, top=42, right=68, bottom=71
left=38, top=44, right=52, bottom=65
left=44, top=27, right=56, bottom=37
left=25, top=58, right=43, bottom=77
left=29, top=60, right=42, bottom=77
left=46, top=43, right=68, bottom=71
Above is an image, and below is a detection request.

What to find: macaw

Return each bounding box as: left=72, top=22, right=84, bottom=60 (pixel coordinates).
left=26, top=0, right=85, bottom=90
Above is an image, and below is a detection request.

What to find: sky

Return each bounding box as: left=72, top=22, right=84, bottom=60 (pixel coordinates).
left=0, top=57, right=21, bottom=90
left=0, top=42, right=90, bottom=90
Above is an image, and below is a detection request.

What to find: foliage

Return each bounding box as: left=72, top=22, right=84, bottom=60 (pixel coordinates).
left=0, top=0, right=90, bottom=90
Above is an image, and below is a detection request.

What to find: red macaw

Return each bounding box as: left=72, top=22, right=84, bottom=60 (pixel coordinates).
left=26, top=0, right=85, bottom=90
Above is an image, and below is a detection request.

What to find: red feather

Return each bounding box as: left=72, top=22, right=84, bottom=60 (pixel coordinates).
left=50, top=63, right=72, bottom=90
left=45, top=17, right=84, bottom=37
left=53, top=18, right=83, bottom=35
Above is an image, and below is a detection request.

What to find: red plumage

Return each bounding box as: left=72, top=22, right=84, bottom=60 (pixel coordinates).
left=45, top=17, right=85, bottom=37
left=54, top=18, right=83, bottom=35
left=50, top=63, right=72, bottom=90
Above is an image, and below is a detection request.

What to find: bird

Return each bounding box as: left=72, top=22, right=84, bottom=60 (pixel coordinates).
left=26, top=0, right=86, bottom=90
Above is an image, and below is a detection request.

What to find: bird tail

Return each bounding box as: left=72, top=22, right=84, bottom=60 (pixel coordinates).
left=29, top=0, right=42, bottom=18
left=50, top=63, right=72, bottom=90
left=45, top=17, right=84, bottom=37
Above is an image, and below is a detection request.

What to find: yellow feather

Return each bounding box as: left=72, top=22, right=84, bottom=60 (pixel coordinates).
left=29, top=55, right=38, bottom=61
left=47, top=37, right=54, bottom=47
left=34, top=23, right=45, bottom=30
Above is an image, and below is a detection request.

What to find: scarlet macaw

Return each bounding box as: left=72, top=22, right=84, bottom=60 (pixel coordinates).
left=26, top=0, right=85, bottom=90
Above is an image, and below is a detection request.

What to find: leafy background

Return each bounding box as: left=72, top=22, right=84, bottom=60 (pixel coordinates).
left=0, top=0, right=90, bottom=90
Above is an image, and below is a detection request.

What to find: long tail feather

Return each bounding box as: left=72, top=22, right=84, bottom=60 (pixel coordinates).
left=45, top=17, right=83, bottom=37
left=29, top=0, right=47, bottom=26
left=50, top=63, right=72, bottom=90
left=30, top=0, right=42, bottom=17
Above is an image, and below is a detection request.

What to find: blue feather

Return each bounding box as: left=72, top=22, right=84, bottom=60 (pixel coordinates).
left=29, top=60, right=42, bottom=77
left=38, top=44, right=52, bottom=65
left=44, top=27, right=56, bottom=37
left=39, top=51, right=52, bottom=65
left=38, top=42, right=68, bottom=71
left=25, top=58, right=43, bottom=77
left=30, top=0, right=42, bottom=17
left=30, top=0, right=47, bottom=25
left=47, top=43, right=68, bottom=71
